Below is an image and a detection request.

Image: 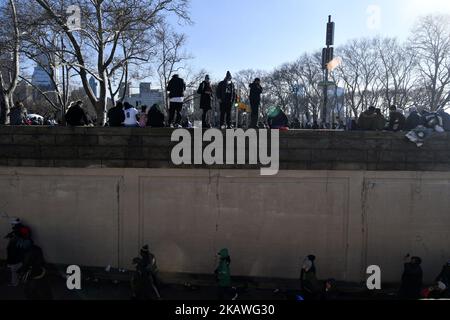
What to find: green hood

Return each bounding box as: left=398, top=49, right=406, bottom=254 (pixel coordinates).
left=218, top=248, right=229, bottom=259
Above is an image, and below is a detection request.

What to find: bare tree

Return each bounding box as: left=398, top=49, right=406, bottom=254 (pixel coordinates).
left=154, top=22, right=192, bottom=113
left=34, top=0, right=191, bottom=125
left=0, top=0, right=20, bottom=124
left=410, top=15, right=450, bottom=111
left=375, top=37, right=417, bottom=112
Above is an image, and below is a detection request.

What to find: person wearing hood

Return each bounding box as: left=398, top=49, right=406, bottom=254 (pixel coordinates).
left=167, top=74, right=186, bottom=128
left=216, top=72, right=236, bottom=129
left=215, top=248, right=234, bottom=300
left=300, top=254, right=321, bottom=300
left=399, top=255, right=423, bottom=300
left=405, top=107, right=425, bottom=131
left=358, top=106, right=377, bottom=131
left=437, top=109, right=450, bottom=132
left=147, top=104, right=166, bottom=128
left=249, top=78, right=263, bottom=129
left=197, top=75, right=213, bottom=128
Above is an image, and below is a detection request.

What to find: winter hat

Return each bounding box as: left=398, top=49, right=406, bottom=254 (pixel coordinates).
left=205, top=75, right=210, bottom=81
left=226, top=71, right=232, bottom=79
left=141, top=245, right=150, bottom=254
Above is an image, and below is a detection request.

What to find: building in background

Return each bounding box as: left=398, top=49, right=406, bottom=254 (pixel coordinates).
left=31, top=53, right=57, bottom=92
left=122, top=82, right=164, bottom=109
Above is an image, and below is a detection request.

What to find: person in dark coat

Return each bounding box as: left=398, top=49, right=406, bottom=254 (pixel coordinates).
left=399, top=255, right=423, bottom=300
left=107, top=101, right=125, bottom=127
left=65, top=101, right=89, bottom=127
left=19, top=245, right=53, bottom=300
left=8, top=102, right=28, bottom=125
left=216, top=71, right=236, bottom=129
left=131, top=245, right=161, bottom=300
left=147, top=104, right=166, bottom=128
left=405, top=107, right=424, bottom=131
left=197, top=75, right=213, bottom=128
left=5, top=218, right=28, bottom=287
left=249, top=78, right=263, bottom=129
left=374, top=108, right=386, bottom=131
left=167, top=74, right=186, bottom=128
left=358, top=106, right=377, bottom=130
left=435, top=260, right=450, bottom=288
left=387, top=105, right=406, bottom=132
left=300, top=255, right=321, bottom=300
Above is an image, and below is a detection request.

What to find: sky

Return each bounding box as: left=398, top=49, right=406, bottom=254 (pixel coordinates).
left=173, top=0, right=450, bottom=80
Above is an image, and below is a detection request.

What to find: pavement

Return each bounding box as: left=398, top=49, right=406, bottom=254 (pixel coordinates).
left=0, top=263, right=399, bottom=301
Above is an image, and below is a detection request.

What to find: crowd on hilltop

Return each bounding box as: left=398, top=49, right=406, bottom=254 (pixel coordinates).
left=4, top=70, right=450, bottom=133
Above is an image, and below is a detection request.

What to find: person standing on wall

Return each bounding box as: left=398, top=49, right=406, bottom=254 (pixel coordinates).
left=197, top=75, right=213, bottom=128
left=167, top=74, right=186, bottom=128
left=249, top=78, right=263, bottom=129
left=216, top=71, right=236, bottom=129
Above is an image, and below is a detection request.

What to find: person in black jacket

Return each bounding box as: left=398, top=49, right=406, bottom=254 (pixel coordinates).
left=65, top=101, right=89, bottom=127
left=107, top=101, right=125, bottom=127
left=147, top=104, right=166, bottom=128
left=197, top=75, right=213, bottom=128
left=216, top=71, right=236, bottom=129
left=167, top=74, right=186, bottom=128
left=399, top=255, right=423, bottom=300
left=387, top=105, right=406, bottom=132
left=249, top=78, right=263, bottom=129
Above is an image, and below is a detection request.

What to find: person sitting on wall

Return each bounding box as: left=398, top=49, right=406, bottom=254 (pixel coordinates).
left=7, top=102, right=28, bottom=126
left=65, top=101, right=89, bottom=127
left=405, top=107, right=425, bottom=131
left=374, top=108, right=387, bottom=131
left=107, top=101, right=125, bottom=127
left=358, top=106, right=377, bottom=131
left=387, top=105, right=406, bottom=132
left=147, top=104, right=166, bottom=128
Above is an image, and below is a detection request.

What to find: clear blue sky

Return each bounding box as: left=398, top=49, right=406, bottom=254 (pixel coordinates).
left=175, top=0, right=450, bottom=79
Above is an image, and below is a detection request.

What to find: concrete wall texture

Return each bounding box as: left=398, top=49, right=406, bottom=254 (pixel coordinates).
left=1, top=127, right=450, bottom=284
left=0, top=167, right=449, bottom=284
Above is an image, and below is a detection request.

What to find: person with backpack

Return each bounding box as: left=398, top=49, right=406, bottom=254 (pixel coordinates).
left=123, top=102, right=139, bottom=127
left=216, top=71, right=236, bottom=129
left=197, top=75, right=213, bottom=128
left=167, top=74, right=186, bottom=128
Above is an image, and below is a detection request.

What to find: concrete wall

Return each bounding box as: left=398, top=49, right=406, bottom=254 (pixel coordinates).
left=1, top=167, right=449, bottom=284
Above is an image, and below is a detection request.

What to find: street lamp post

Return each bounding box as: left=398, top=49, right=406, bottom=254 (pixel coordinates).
left=321, top=15, right=335, bottom=127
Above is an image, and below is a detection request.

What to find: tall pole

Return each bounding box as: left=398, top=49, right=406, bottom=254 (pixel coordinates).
left=322, top=15, right=335, bottom=128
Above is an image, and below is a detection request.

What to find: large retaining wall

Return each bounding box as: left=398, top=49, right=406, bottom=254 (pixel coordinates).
left=0, top=127, right=450, bottom=284
left=1, top=126, right=450, bottom=171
